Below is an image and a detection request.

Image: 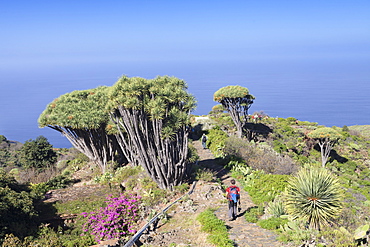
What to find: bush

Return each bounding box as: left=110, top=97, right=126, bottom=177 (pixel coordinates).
left=19, top=136, right=57, bottom=169
left=207, top=127, right=228, bottom=157
left=187, top=142, right=199, bottom=163
left=223, top=137, right=297, bottom=175
left=81, top=193, right=140, bottom=242
left=173, top=183, right=190, bottom=194
left=257, top=217, right=288, bottom=230
left=318, top=225, right=356, bottom=247
left=244, top=206, right=264, bottom=223
left=245, top=173, right=289, bottom=204
left=29, top=182, right=51, bottom=199
left=0, top=187, right=38, bottom=240
left=279, top=219, right=318, bottom=244
left=265, top=197, right=286, bottom=218
left=192, top=166, right=216, bottom=182
left=112, top=165, right=143, bottom=182
left=46, top=174, right=75, bottom=189
left=197, top=208, right=234, bottom=247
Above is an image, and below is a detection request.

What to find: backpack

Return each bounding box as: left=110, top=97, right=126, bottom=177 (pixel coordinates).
left=202, top=135, right=207, bottom=142
left=228, top=186, right=240, bottom=203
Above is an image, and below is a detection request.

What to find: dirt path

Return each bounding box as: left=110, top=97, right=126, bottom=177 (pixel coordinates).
left=194, top=140, right=283, bottom=247
left=139, top=140, right=284, bottom=247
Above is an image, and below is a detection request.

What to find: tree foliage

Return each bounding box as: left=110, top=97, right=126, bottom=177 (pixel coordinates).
left=38, top=87, right=123, bottom=173
left=285, top=167, right=343, bottom=230
left=107, top=76, right=196, bottom=190
left=213, top=85, right=254, bottom=138
left=0, top=170, right=38, bottom=240
left=19, top=136, right=57, bottom=169
left=307, top=127, right=342, bottom=167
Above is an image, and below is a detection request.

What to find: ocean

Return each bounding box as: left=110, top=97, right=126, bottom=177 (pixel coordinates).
left=1, top=59, right=369, bottom=148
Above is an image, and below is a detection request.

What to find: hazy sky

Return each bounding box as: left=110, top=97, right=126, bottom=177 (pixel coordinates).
left=1, top=0, right=369, bottom=147
left=2, top=1, right=369, bottom=66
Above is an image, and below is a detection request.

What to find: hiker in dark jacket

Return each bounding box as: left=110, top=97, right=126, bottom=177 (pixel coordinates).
left=226, top=179, right=240, bottom=221
left=201, top=133, right=207, bottom=149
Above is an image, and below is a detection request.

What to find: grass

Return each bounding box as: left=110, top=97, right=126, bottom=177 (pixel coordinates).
left=196, top=208, right=234, bottom=247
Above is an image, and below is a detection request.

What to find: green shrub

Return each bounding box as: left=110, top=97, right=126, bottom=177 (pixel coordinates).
left=318, top=225, right=356, bottom=247
left=265, top=198, right=286, bottom=217
left=197, top=208, right=234, bottom=247
left=173, top=183, right=190, bottom=194
left=244, top=206, right=264, bottom=223
left=29, top=182, right=51, bottom=199
left=273, top=140, right=288, bottom=153
left=19, top=136, right=57, bottom=169
left=1, top=234, right=23, bottom=247
left=257, top=217, right=288, bottom=230
left=94, top=172, right=113, bottom=184
left=46, top=174, right=75, bottom=189
left=187, top=142, right=199, bottom=163
left=279, top=219, right=318, bottom=244
left=193, top=166, right=215, bottom=182
left=54, top=194, right=109, bottom=215
left=207, top=127, right=228, bottom=157
left=113, top=165, right=143, bottom=182
left=245, top=173, right=289, bottom=204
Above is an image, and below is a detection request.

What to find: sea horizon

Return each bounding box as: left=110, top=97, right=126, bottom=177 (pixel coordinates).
left=1, top=59, right=369, bottom=148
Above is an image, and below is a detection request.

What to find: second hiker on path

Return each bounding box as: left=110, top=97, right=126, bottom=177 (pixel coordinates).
left=226, top=179, right=241, bottom=221
left=201, top=133, right=208, bottom=149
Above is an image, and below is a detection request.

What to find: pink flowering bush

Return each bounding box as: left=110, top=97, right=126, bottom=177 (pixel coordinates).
left=81, top=193, right=140, bottom=242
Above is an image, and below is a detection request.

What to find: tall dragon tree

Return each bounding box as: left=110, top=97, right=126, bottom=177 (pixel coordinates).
left=307, top=127, right=342, bottom=167
left=214, top=85, right=255, bottom=138
left=107, top=76, right=196, bottom=190
left=38, top=86, right=123, bottom=173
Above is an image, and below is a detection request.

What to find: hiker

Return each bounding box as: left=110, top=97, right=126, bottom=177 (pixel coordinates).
left=226, top=179, right=240, bottom=221
left=201, top=133, right=207, bottom=149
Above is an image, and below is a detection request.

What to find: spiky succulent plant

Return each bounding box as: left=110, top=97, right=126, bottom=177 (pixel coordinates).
left=284, top=167, right=343, bottom=230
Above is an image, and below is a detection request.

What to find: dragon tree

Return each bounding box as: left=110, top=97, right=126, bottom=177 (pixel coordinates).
left=38, top=86, right=124, bottom=173
left=107, top=76, right=196, bottom=190
left=214, top=85, right=255, bottom=138
left=307, top=127, right=342, bottom=167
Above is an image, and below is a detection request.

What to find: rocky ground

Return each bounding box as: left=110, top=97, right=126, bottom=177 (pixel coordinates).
left=138, top=140, right=286, bottom=247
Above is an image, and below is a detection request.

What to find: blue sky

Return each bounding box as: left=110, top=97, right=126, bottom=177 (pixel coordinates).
left=2, top=1, right=369, bottom=66
left=1, top=0, right=370, bottom=147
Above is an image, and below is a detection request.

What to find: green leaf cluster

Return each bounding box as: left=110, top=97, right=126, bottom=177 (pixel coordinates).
left=213, top=85, right=254, bottom=102
left=39, top=86, right=110, bottom=130
left=307, top=127, right=342, bottom=141
left=206, top=127, right=228, bottom=157
left=244, top=206, right=264, bottom=223
left=245, top=173, right=289, bottom=204
left=285, top=167, right=344, bottom=230
left=257, top=217, right=288, bottom=230
left=19, top=136, right=57, bottom=169
left=0, top=170, right=38, bottom=240
left=107, top=75, right=196, bottom=136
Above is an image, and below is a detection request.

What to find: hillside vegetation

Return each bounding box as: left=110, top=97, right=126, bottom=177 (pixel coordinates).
left=1, top=117, right=370, bottom=246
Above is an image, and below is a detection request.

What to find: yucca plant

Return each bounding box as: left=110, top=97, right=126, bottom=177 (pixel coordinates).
left=266, top=197, right=286, bottom=218
left=284, top=166, right=343, bottom=230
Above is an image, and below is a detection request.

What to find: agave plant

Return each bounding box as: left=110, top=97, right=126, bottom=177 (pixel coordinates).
left=266, top=197, right=287, bottom=218
left=284, top=166, right=343, bottom=230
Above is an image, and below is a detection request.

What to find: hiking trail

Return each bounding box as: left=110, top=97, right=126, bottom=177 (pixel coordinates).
left=139, top=140, right=286, bottom=247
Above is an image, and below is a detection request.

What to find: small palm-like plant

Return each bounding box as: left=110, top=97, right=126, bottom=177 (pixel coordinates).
left=285, top=166, right=343, bottom=230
